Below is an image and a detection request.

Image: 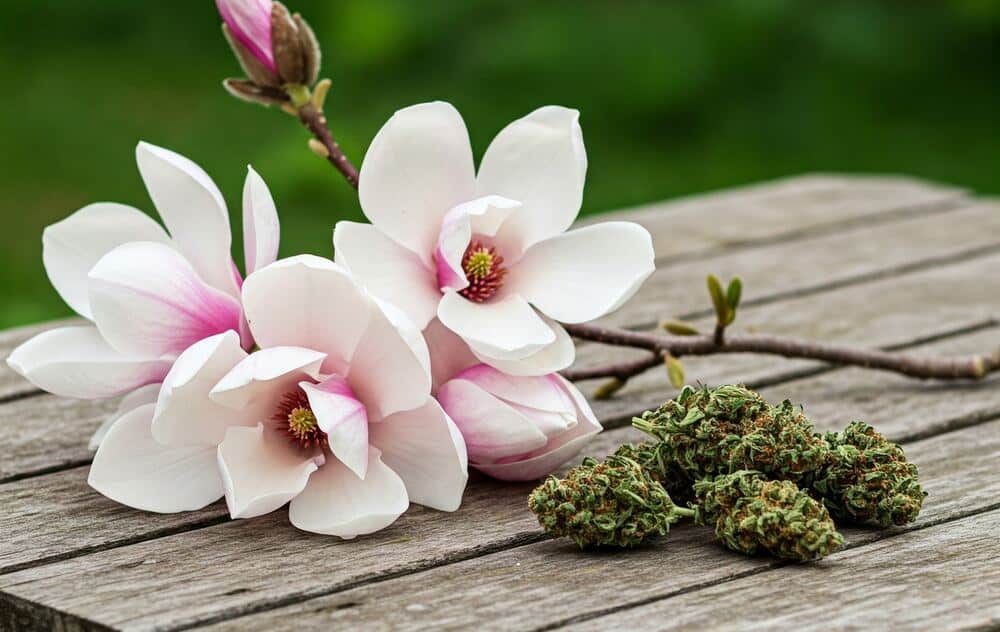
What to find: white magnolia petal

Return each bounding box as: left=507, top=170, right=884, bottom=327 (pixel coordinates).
left=89, top=383, right=162, bottom=450
left=468, top=316, right=575, bottom=376
left=333, top=221, right=440, bottom=329
left=348, top=298, right=432, bottom=420
left=88, top=404, right=223, bottom=512
left=135, top=142, right=239, bottom=297
left=436, top=378, right=548, bottom=461
left=302, top=377, right=369, bottom=479
left=477, top=106, right=587, bottom=252
left=217, top=424, right=319, bottom=519
left=7, top=326, right=169, bottom=399
left=242, top=255, right=370, bottom=375
left=370, top=398, right=468, bottom=511
left=434, top=195, right=523, bottom=293
left=475, top=376, right=602, bottom=481
left=358, top=101, right=476, bottom=260
left=243, top=165, right=281, bottom=273
left=437, top=292, right=555, bottom=354
left=423, top=318, right=479, bottom=392
left=42, top=202, right=172, bottom=319
left=453, top=364, right=575, bottom=414
left=210, top=346, right=326, bottom=426
left=289, top=447, right=409, bottom=538
left=152, top=331, right=250, bottom=448
left=512, top=222, right=655, bottom=323
left=88, top=241, right=243, bottom=358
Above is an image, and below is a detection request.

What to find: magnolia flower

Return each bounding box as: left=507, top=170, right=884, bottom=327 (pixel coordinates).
left=217, top=0, right=275, bottom=73
left=88, top=256, right=468, bottom=538
left=437, top=364, right=601, bottom=481
left=334, top=102, right=655, bottom=376
left=7, top=142, right=280, bottom=448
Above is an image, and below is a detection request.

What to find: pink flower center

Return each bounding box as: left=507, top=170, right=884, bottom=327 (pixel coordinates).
left=273, top=386, right=327, bottom=449
left=459, top=240, right=507, bottom=303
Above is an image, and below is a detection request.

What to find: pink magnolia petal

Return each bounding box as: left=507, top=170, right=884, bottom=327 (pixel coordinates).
left=423, top=318, right=479, bottom=392
left=477, top=106, right=587, bottom=253
left=467, top=316, right=575, bottom=376
left=434, top=195, right=523, bottom=293
left=475, top=376, right=602, bottom=481
left=217, top=423, right=320, bottom=519
left=437, top=292, right=555, bottom=355
left=216, top=0, right=276, bottom=72
left=359, top=102, right=476, bottom=262
left=88, top=241, right=243, bottom=359
left=511, top=222, right=655, bottom=323
left=152, top=331, right=250, bottom=448
left=242, top=256, right=371, bottom=375
left=242, top=165, right=280, bottom=274
left=42, top=202, right=172, bottom=320
left=301, top=377, right=369, bottom=479
left=7, top=326, right=170, bottom=399
left=289, top=447, right=409, bottom=538
left=333, top=221, right=440, bottom=330
left=348, top=298, right=432, bottom=420
left=210, top=346, right=326, bottom=425
left=370, top=398, right=468, bottom=511
left=89, top=383, right=162, bottom=450
left=135, top=142, right=239, bottom=298
left=436, top=378, right=548, bottom=461
left=88, top=404, right=224, bottom=513
left=454, top=364, right=575, bottom=415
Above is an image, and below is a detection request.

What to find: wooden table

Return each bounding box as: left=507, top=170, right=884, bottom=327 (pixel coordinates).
left=1, top=174, right=998, bottom=631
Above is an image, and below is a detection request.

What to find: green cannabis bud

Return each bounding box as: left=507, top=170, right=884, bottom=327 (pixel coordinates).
left=633, top=385, right=829, bottom=482
left=812, top=422, right=925, bottom=527
left=694, top=470, right=844, bottom=561
left=528, top=454, right=694, bottom=548
left=613, top=442, right=696, bottom=504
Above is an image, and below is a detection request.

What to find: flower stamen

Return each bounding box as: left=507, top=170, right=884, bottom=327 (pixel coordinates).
left=273, top=387, right=328, bottom=448
left=459, top=240, right=507, bottom=302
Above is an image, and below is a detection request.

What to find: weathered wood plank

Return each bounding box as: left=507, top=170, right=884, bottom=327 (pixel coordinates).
left=194, top=418, right=1000, bottom=631
left=2, top=362, right=996, bottom=631
left=579, top=174, right=964, bottom=260
left=569, top=509, right=1000, bottom=632
left=1, top=202, right=993, bottom=483
left=585, top=250, right=1000, bottom=425
left=1, top=322, right=995, bottom=596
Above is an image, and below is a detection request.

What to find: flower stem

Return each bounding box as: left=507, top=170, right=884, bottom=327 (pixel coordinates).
left=295, top=100, right=359, bottom=189
left=560, top=322, right=1000, bottom=383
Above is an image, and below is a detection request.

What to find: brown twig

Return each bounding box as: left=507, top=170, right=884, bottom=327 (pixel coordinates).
left=561, top=323, right=1000, bottom=382
left=297, top=101, right=359, bottom=189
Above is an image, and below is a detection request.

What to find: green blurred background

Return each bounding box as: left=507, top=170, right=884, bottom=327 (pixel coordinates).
left=1, top=0, right=997, bottom=328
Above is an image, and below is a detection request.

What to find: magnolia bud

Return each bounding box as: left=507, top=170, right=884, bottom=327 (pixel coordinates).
left=218, top=0, right=322, bottom=91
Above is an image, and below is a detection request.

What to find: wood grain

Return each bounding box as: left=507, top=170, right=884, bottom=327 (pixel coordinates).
left=569, top=509, right=1000, bottom=632
left=2, top=365, right=997, bottom=631
left=196, top=418, right=1000, bottom=631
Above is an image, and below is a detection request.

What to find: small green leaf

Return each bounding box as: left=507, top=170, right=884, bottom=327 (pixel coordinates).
left=665, top=355, right=685, bottom=389
left=661, top=320, right=700, bottom=336
left=727, top=277, right=743, bottom=310
left=593, top=378, right=625, bottom=400
left=706, top=274, right=731, bottom=325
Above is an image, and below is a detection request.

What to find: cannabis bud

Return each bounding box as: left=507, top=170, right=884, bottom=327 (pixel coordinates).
left=694, top=470, right=844, bottom=561
left=812, top=422, right=925, bottom=526
left=528, top=454, right=693, bottom=548
left=218, top=0, right=322, bottom=106
left=613, top=442, right=695, bottom=504
left=633, top=385, right=828, bottom=482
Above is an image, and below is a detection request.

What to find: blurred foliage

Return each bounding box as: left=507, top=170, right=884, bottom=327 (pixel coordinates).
left=0, top=0, right=997, bottom=327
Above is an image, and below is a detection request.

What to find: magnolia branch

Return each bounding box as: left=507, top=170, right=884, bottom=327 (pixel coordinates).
left=560, top=323, right=1000, bottom=383
left=297, top=101, right=359, bottom=188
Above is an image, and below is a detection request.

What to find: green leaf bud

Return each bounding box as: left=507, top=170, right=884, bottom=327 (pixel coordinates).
left=695, top=470, right=844, bottom=561
left=812, top=422, right=925, bottom=526
left=528, top=454, right=693, bottom=548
